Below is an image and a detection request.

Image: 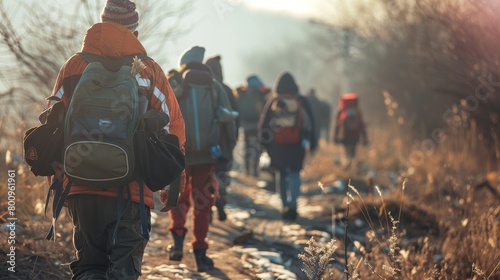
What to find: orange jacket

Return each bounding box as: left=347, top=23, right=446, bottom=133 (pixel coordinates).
left=48, top=22, right=186, bottom=209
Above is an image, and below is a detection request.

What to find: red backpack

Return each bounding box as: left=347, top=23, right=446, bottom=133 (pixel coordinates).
left=271, top=94, right=303, bottom=144
left=337, top=93, right=363, bottom=140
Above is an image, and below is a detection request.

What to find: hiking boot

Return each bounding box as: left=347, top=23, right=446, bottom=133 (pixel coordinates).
left=194, top=249, right=214, bottom=272
left=218, top=207, right=227, bottom=221
left=281, top=207, right=291, bottom=221
left=168, top=232, right=185, bottom=261
left=288, top=208, right=298, bottom=222
left=215, top=199, right=227, bottom=221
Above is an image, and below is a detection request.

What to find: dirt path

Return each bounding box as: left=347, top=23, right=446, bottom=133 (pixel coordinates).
left=139, top=170, right=350, bottom=280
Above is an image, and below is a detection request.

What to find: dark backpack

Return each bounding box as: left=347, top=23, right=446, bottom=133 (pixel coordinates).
left=134, top=109, right=185, bottom=192
left=23, top=101, right=66, bottom=176
left=271, top=94, right=303, bottom=145
left=177, top=68, right=220, bottom=163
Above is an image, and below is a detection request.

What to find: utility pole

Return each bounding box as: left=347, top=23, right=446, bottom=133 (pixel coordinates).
left=341, top=27, right=352, bottom=95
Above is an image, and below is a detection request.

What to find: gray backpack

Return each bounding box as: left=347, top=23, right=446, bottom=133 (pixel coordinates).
left=178, top=68, right=221, bottom=164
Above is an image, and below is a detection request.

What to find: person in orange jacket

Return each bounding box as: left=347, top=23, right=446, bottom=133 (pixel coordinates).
left=46, top=0, right=186, bottom=278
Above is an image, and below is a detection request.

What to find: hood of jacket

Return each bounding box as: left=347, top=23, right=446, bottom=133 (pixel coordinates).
left=275, top=72, right=299, bottom=95
left=205, top=55, right=223, bottom=82
left=81, top=22, right=147, bottom=57
left=247, top=75, right=264, bottom=89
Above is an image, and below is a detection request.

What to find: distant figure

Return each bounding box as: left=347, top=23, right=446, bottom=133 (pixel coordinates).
left=205, top=55, right=239, bottom=222
left=235, top=75, right=271, bottom=177
left=332, top=93, right=368, bottom=167
left=258, top=72, right=317, bottom=222
left=306, top=88, right=332, bottom=142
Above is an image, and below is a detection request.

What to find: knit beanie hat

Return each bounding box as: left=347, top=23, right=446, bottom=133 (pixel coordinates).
left=179, top=46, right=206, bottom=67
left=275, top=72, right=299, bottom=95
left=101, top=0, right=139, bottom=32
left=246, top=75, right=265, bottom=89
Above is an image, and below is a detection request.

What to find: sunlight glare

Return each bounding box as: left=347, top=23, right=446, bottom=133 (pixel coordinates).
left=243, top=0, right=321, bottom=18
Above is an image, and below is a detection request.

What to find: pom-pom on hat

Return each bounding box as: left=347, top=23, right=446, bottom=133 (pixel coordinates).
left=101, top=0, right=139, bottom=32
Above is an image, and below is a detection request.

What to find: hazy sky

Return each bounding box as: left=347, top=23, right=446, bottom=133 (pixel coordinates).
left=168, top=0, right=327, bottom=88
left=3, top=0, right=337, bottom=96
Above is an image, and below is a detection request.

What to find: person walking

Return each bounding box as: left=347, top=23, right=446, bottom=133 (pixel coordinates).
left=332, top=93, right=368, bottom=168
left=258, top=72, right=317, bottom=222
left=205, top=54, right=239, bottom=222
left=46, top=0, right=186, bottom=278
left=167, top=46, right=236, bottom=272
left=306, top=88, right=332, bottom=142
left=235, top=75, right=270, bottom=177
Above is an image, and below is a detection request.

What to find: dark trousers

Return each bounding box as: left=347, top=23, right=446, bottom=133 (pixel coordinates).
left=67, top=195, right=150, bottom=280
left=243, top=129, right=261, bottom=177
left=215, top=159, right=231, bottom=206
left=342, top=140, right=359, bottom=159
left=276, top=169, right=301, bottom=210
left=169, top=164, right=218, bottom=250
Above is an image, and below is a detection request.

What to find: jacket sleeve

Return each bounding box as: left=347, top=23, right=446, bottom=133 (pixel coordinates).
left=221, top=84, right=238, bottom=153
left=258, top=95, right=276, bottom=149
left=214, top=81, right=234, bottom=122
left=300, top=96, right=318, bottom=151
left=224, top=84, right=240, bottom=135
left=47, top=55, right=88, bottom=108
left=46, top=55, right=88, bottom=184
left=300, top=106, right=313, bottom=146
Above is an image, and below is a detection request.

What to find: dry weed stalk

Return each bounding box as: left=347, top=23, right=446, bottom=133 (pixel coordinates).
left=298, top=237, right=338, bottom=280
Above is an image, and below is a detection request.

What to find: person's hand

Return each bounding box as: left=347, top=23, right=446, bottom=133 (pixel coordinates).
left=302, top=139, right=311, bottom=151
left=160, top=190, right=176, bottom=212
left=159, top=189, right=169, bottom=204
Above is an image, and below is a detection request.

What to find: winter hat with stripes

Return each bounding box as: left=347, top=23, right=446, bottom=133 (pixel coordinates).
left=101, top=0, right=139, bottom=32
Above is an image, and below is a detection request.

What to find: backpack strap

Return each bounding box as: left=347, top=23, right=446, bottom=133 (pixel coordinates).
left=111, top=185, right=132, bottom=245
left=45, top=176, right=72, bottom=241
left=137, top=175, right=150, bottom=240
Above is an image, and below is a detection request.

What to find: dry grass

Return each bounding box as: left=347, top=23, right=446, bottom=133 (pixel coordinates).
left=298, top=93, right=499, bottom=279
left=0, top=159, right=74, bottom=279
left=299, top=179, right=499, bottom=279
left=1, top=99, right=499, bottom=279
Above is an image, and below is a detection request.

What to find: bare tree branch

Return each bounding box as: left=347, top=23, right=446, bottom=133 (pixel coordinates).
left=0, top=0, right=193, bottom=144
